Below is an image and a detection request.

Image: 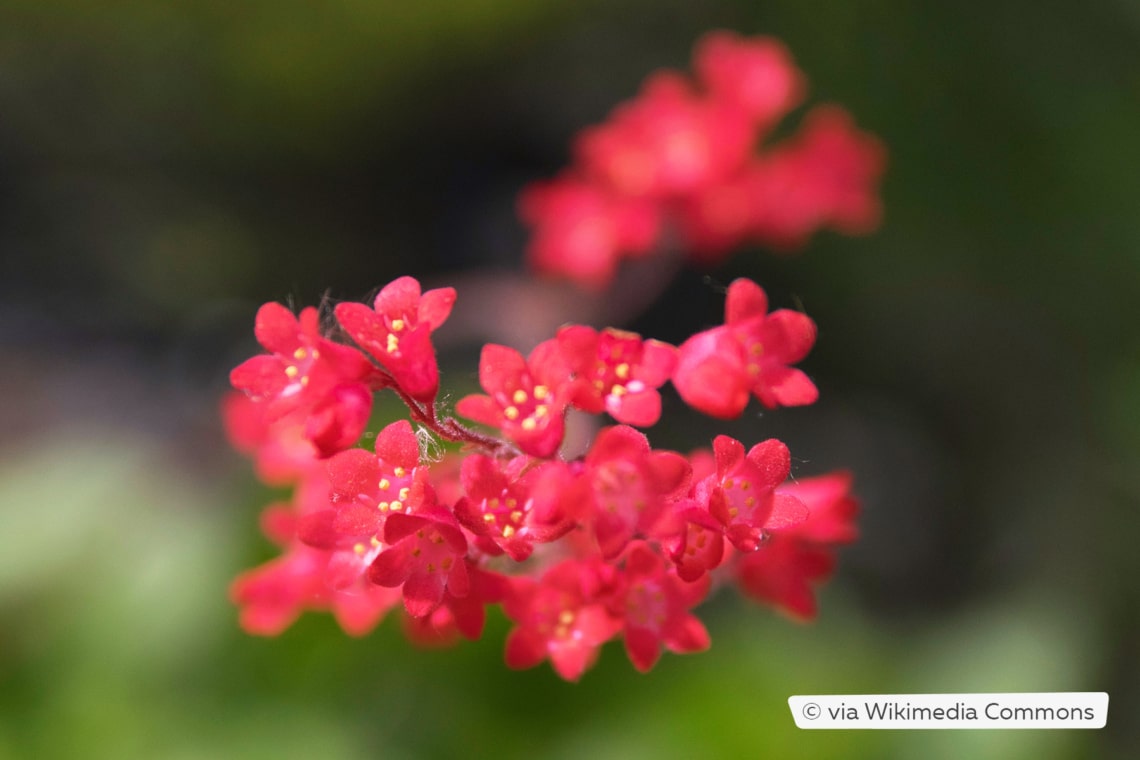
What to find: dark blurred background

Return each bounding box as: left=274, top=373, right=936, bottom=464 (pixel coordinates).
left=1, top=1, right=1137, bottom=758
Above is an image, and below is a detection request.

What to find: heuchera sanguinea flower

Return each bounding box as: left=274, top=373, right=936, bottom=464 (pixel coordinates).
left=229, top=303, right=375, bottom=456
left=558, top=325, right=676, bottom=427
left=335, top=276, right=456, bottom=401
left=734, top=472, right=860, bottom=620
left=673, top=278, right=818, bottom=419
left=519, top=31, right=885, bottom=289
left=455, top=340, right=570, bottom=458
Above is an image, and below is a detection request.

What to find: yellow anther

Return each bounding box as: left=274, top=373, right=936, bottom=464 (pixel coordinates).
left=729, top=507, right=739, bottom=518
left=371, top=536, right=382, bottom=547
left=750, top=343, right=764, bottom=356
left=512, top=389, right=528, bottom=405
left=509, top=510, right=523, bottom=523
left=558, top=610, right=574, bottom=625
left=390, top=318, right=405, bottom=331
left=745, top=496, right=756, bottom=508
left=488, top=497, right=500, bottom=509
left=504, top=406, right=519, bottom=420
left=521, top=417, right=537, bottom=431
left=534, top=405, right=548, bottom=417
left=378, top=501, right=389, bottom=511
left=748, top=364, right=760, bottom=376
left=398, top=487, right=410, bottom=501
left=741, top=481, right=750, bottom=491
left=724, top=479, right=735, bottom=488
left=502, top=525, right=515, bottom=538
left=293, top=348, right=307, bottom=360
left=609, top=385, right=626, bottom=397
left=284, top=366, right=299, bottom=378
left=299, top=376, right=309, bottom=387
left=593, top=379, right=605, bottom=390
left=378, top=478, right=390, bottom=490
left=483, top=514, right=496, bottom=523
left=386, top=334, right=399, bottom=353
left=533, top=385, right=549, bottom=400
left=390, top=500, right=403, bottom=511
left=505, top=498, right=517, bottom=508
left=615, top=363, right=630, bottom=380
left=353, top=543, right=366, bottom=555
left=394, top=467, right=406, bottom=477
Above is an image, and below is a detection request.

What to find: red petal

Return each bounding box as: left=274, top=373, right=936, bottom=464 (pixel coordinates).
left=374, top=276, right=422, bottom=319
left=762, top=367, right=819, bottom=407
left=479, top=344, right=528, bottom=395
left=402, top=571, right=446, bottom=618
left=624, top=627, right=662, bottom=673
left=505, top=628, right=547, bottom=670
left=746, top=438, right=791, bottom=488
left=374, top=419, right=420, bottom=470
left=327, top=448, right=379, bottom=499
left=725, top=279, right=768, bottom=325
left=254, top=302, right=299, bottom=354
left=297, top=510, right=348, bottom=549
left=455, top=395, right=502, bottom=428
left=765, top=493, right=809, bottom=530
left=383, top=512, right=429, bottom=544
left=665, top=616, right=711, bottom=654
left=418, top=287, right=457, bottom=330
left=764, top=309, right=816, bottom=363
left=367, top=545, right=412, bottom=587
left=713, top=435, right=745, bottom=479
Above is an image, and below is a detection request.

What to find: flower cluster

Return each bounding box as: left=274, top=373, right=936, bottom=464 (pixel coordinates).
left=520, top=31, right=886, bottom=289
left=227, top=276, right=859, bottom=680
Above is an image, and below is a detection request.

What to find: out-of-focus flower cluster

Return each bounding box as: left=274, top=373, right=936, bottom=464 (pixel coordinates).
left=226, top=276, right=858, bottom=680
left=520, top=31, right=886, bottom=289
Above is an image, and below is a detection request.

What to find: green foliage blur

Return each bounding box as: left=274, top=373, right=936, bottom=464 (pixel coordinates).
left=1, top=1, right=1137, bottom=758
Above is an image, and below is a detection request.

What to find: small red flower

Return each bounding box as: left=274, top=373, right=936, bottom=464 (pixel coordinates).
left=453, top=455, right=573, bottom=561
left=616, top=542, right=711, bottom=672
left=230, top=303, right=374, bottom=456
left=697, top=435, right=807, bottom=552
left=335, top=276, right=456, bottom=401
left=519, top=176, right=660, bottom=291
left=367, top=507, right=470, bottom=618
left=581, top=425, right=691, bottom=559
left=673, top=278, right=818, bottom=419
left=693, top=31, right=804, bottom=129
left=735, top=471, right=860, bottom=620
left=558, top=325, right=676, bottom=427
left=576, top=72, right=754, bottom=200
left=297, top=419, right=427, bottom=556
left=455, top=340, right=570, bottom=458
left=503, top=559, right=622, bottom=681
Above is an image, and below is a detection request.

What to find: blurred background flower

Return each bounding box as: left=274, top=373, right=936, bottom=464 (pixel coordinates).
left=1, top=1, right=1137, bottom=757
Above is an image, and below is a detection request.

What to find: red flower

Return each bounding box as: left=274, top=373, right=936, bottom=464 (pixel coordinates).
left=297, top=419, right=427, bottom=556
left=503, top=559, right=622, bottom=681
left=519, top=176, right=660, bottom=291
left=616, top=542, right=711, bottom=672
left=453, top=455, right=573, bottom=561
left=221, top=391, right=317, bottom=485
left=335, top=276, right=456, bottom=401
left=558, top=325, right=676, bottom=426
left=576, top=72, right=753, bottom=200
left=673, top=278, right=818, bottom=419
left=455, top=340, right=570, bottom=458
left=581, top=426, right=691, bottom=559
left=230, top=303, right=374, bottom=456
left=367, top=507, right=470, bottom=618
left=693, top=31, right=804, bottom=129
left=697, top=435, right=807, bottom=552
left=736, top=471, right=860, bottom=620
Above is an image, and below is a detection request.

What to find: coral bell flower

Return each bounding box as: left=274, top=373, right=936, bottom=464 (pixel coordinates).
left=456, top=340, right=570, bottom=458
left=692, top=31, right=805, bottom=129
left=558, top=325, right=676, bottom=427
left=503, top=559, right=622, bottom=681
left=698, top=435, right=808, bottom=552
left=616, top=542, right=711, bottom=672
left=367, top=507, right=470, bottom=618
left=335, top=276, right=456, bottom=401
left=673, top=278, right=818, bottom=418
left=230, top=303, right=374, bottom=456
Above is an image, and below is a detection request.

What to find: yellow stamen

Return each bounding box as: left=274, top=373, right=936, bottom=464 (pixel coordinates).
left=512, top=389, right=528, bottom=404
left=284, top=366, right=299, bottom=378
left=378, top=478, right=390, bottom=490
left=615, top=363, right=630, bottom=380
left=521, top=417, right=537, bottom=431
left=391, top=318, right=405, bottom=331
left=504, top=406, right=519, bottom=420
left=386, top=334, right=399, bottom=353
left=533, top=385, right=549, bottom=400
left=390, top=500, right=403, bottom=511
left=398, top=487, right=410, bottom=501
left=394, top=467, right=406, bottom=477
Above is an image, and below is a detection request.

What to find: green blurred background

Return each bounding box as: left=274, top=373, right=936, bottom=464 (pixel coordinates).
left=1, top=1, right=1137, bottom=757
